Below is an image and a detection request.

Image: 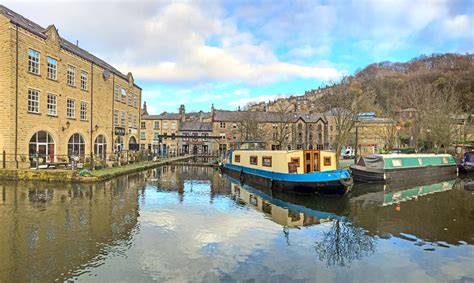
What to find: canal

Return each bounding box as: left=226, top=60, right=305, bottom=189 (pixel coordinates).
left=0, top=166, right=473, bottom=282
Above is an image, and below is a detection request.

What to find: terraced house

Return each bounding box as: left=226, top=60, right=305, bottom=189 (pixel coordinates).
left=0, top=5, right=141, bottom=168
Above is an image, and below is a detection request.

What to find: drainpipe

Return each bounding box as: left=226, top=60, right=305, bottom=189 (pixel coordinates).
left=14, top=25, right=19, bottom=168
left=111, top=74, right=115, bottom=153
left=90, top=62, right=94, bottom=169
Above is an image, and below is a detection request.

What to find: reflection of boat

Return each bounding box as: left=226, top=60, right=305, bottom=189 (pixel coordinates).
left=221, top=149, right=352, bottom=194
left=230, top=180, right=341, bottom=228
left=459, top=151, right=474, bottom=173
left=350, top=154, right=458, bottom=183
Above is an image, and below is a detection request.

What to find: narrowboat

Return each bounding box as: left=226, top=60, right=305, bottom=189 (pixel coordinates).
left=220, top=150, right=353, bottom=194
left=350, top=154, right=458, bottom=183
left=459, top=151, right=474, bottom=173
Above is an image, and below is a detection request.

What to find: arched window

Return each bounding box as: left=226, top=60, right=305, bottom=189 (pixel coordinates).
left=115, top=136, right=124, bottom=152
left=29, top=131, right=55, bottom=167
left=129, top=136, right=138, bottom=151
left=68, top=133, right=85, bottom=157
left=94, top=135, right=107, bottom=160
left=298, top=123, right=303, bottom=130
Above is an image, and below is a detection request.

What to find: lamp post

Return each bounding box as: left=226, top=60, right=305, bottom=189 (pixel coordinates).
left=396, top=124, right=401, bottom=148
left=354, top=120, right=359, bottom=164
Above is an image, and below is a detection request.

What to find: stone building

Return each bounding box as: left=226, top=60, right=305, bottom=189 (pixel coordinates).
left=178, top=121, right=213, bottom=155
left=0, top=5, right=141, bottom=168
left=140, top=102, right=181, bottom=156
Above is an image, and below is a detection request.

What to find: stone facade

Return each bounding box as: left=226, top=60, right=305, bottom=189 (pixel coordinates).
left=0, top=6, right=141, bottom=168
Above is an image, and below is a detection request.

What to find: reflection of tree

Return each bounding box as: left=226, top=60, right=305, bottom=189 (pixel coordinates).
left=314, top=220, right=376, bottom=267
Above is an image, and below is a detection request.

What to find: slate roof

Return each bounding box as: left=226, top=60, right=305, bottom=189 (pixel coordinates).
left=179, top=122, right=212, bottom=132
left=213, top=110, right=327, bottom=123
left=0, top=5, right=140, bottom=89
left=142, top=112, right=181, bottom=120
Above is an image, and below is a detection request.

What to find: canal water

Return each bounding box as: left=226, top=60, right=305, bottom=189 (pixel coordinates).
left=0, top=166, right=473, bottom=282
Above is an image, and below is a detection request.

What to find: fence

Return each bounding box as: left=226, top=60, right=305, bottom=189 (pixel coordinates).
left=0, top=149, right=221, bottom=170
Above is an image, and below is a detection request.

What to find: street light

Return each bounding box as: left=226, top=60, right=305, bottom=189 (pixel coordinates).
left=396, top=124, right=401, bottom=148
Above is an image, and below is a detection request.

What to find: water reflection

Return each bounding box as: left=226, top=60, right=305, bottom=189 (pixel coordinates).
left=0, top=167, right=473, bottom=282
left=0, top=174, right=145, bottom=282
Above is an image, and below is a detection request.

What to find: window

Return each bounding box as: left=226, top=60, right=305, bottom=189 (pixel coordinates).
left=140, top=131, right=146, bottom=140
left=114, top=86, right=119, bottom=101
left=121, top=88, right=126, bottom=103
left=133, top=115, right=137, bottom=129
left=94, top=135, right=107, bottom=160
left=68, top=133, right=85, bottom=157
left=154, top=133, right=160, bottom=140
left=133, top=95, right=138, bottom=108
left=220, top=122, right=226, bottom=129
left=392, top=159, right=402, bottom=167
left=233, top=123, right=237, bottom=129
left=80, top=101, right=87, bottom=121
left=67, top=99, right=75, bottom=118
left=47, top=93, right=57, bottom=116
left=250, top=156, right=258, bottom=165
left=141, top=121, right=146, bottom=129
left=235, top=155, right=240, bottom=163
left=262, top=156, right=272, bottom=167
left=192, top=133, right=198, bottom=141
left=67, top=65, right=76, bottom=86
left=29, top=131, right=55, bottom=167
left=114, top=110, right=119, bottom=126
left=291, top=157, right=300, bottom=167
left=47, top=57, right=57, bottom=80
left=171, top=133, right=176, bottom=140
left=120, top=111, right=126, bottom=126
left=154, top=121, right=160, bottom=129
left=202, top=133, right=208, bottom=141
left=28, top=49, right=40, bottom=74
left=27, top=89, right=39, bottom=113
left=163, top=122, right=168, bottom=129
left=128, top=113, right=132, bottom=128
left=80, top=71, right=88, bottom=90
left=171, top=122, right=176, bottom=130
left=324, top=157, right=331, bottom=166
left=219, top=133, right=226, bottom=140
left=128, top=93, right=133, bottom=106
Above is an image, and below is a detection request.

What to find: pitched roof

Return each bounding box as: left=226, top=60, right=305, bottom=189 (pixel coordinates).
left=0, top=5, right=141, bottom=89
left=142, top=112, right=181, bottom=120
left=213, top=110, right=327, bottom=123
left=179, top=122, right=212, bottom=131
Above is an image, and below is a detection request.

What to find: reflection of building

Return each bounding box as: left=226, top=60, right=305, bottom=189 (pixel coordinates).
left=0, top=6, right=142, bottom=168
left=230, top=182, right=331, bottom=228
left=0, top=176, right=142, bottom=282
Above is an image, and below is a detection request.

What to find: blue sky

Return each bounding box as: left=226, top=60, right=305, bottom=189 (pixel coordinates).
left=1, top=0, right=473, bottom=114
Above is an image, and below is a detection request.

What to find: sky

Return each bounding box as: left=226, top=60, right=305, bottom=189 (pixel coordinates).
left=1, top=0, right=473, bottom=114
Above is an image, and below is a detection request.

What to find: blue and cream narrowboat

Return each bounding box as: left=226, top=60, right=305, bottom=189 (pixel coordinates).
left=221, top=150, right=353, bottom=194
left=350, top=154, right=458, bottom=183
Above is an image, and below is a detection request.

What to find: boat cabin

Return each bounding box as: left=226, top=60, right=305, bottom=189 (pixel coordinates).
left=230, top=150, right=337, bottom=174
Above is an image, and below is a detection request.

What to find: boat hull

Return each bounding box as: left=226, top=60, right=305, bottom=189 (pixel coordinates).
left=350, top=164, right=458, bottom=183
left=221, top=163, right=352, bottom=195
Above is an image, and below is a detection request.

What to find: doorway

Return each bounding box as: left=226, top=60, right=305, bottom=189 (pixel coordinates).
left=303, top=150, right=320, bottom=173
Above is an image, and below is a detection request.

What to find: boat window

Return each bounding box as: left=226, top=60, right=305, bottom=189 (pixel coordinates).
left=291, top=157, right=300, bottom=167
left=392, top=159, right=402, bottom=167
left=262, top=156, right=272, bottom=167
left=235, top=155, right=241, bottom=163
left=305, top=153, right=311, bottom=172
left=324, top=157, right=331, bottom=166
left=250, top=156, right=258, bottom=165
left=442, top=157, right=448, bottom=164
left=418, top=158, right=423, bottom=165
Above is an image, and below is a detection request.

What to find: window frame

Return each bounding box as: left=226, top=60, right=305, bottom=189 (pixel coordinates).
left=28, top=49, right=40, bottom=75
left=291, top=157, right=300, bottom=167
left=27, top=88, right=40, bottom=114
left=66, top=98, right=75, bottom=119
left=80, top=70, right=88, bottom=91
left=67, top=65, right=76, bottom=87
left=80, top=101, right=88, bottom=121
left=47, top=93, right=57, bottom=116
left=262, top=156, right=272, bottom=167
left=324, top=156, right=331, bottom=166
left=234, top=155, right=241, bottom=163
left=250, top=155, right=258, bottom=165
left=47, top=57, right=57, bottom=80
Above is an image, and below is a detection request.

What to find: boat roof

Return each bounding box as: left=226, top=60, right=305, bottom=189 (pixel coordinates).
left=232, top=149, right=335, bottom=154
left=372, top=154, right=452, bottom=159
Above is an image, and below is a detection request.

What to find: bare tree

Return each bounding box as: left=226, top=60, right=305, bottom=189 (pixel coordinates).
left=322, top=77, right=372, bottom=164
left=375, top=122, right=397, bottom=151
left=271, top=100, right=293, bottom=149
left=237, top=111, right=260, bottom=141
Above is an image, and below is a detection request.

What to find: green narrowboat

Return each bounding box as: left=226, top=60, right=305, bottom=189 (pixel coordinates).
left=350, top=154, right=458, bottom=183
